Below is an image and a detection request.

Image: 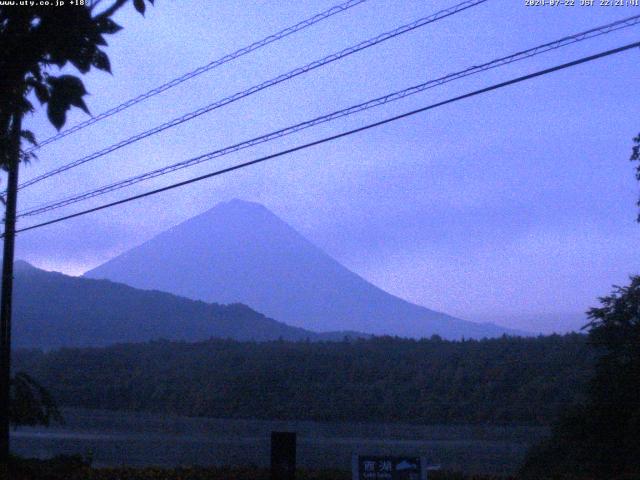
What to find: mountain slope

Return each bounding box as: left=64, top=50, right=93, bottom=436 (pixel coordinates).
left=85, top=199, right=522, bottom=339
left=9, top=261, right=358, bottom=350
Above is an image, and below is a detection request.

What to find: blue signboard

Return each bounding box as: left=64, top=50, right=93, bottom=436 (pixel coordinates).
left=352, top=455, right=427, bottom=480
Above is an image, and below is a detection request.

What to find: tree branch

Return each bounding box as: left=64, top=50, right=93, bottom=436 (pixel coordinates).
left=94, top=0, right=128, bottom=20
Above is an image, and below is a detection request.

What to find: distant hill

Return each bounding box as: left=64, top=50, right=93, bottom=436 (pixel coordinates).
left=85, top=199, right=524, bottom=339
left=471, top=312, right=589, bottom=335
left=9, top=261, right=362, bottom=350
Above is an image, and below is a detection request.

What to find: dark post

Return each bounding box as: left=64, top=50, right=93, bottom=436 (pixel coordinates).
left=0, top=113, right=21, bottom=472
left=271, top=431, right=296, bottom=480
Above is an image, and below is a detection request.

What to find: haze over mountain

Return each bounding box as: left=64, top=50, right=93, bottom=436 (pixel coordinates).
left=472, top=312, right=589, bottom=335
left=9, top=260, right=358, bottom=350
left=85, top=199, right=523, bottom=339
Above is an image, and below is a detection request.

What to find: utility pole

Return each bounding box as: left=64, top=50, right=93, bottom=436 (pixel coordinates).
left=0, top=112, right=22, bottom=472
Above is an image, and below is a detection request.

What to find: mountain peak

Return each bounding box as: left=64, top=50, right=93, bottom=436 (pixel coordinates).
left=86, top=201, right=522, bottom=339
left=175, top=199, right=284, bottom=231
left=218, top=198, right=267, bottom=210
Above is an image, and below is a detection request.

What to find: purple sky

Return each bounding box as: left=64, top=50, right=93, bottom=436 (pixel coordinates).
left=10, top=0, right=640, bottom=333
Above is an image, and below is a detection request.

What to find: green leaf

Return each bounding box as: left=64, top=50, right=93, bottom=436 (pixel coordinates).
left=47, top=96, right=67, bottom=130
left=70, top=47, right=95, bottom=73
left=92, top=50, right=111, bottom=73
left=94, top=34, right=108, bottom=46
left=20, top=130, right=37, bottom=147
left=46, top=75, right=91, bottom=129
left=70, top=96, right=90, bottom=115
left=133, top=0, right=146, bottom=15
left=96, top=18, right=123, bottom=35
left=33, top=82, right=50, bottom=104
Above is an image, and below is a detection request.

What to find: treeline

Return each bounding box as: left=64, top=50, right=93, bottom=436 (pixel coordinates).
left=14, top=334, right=594, bottom=425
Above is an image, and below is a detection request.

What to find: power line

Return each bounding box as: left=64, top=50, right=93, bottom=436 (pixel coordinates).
left=26, top=0, right=370, bottom=152
left=17, top=14, right=640, bottom=218
left=10, top=40, right=640, bottom=237
left=16, top=0, right=488, bottom=191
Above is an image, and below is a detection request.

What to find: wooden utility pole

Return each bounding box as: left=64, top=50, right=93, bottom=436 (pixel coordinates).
left=0, top=112, right=22, bottom=471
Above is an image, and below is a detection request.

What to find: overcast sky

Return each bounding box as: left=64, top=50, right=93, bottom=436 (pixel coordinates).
left=10, top=0, right=640, bottom=332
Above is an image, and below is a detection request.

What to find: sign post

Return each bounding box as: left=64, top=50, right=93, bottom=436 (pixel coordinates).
left=271, top=431, right=296, bottom=480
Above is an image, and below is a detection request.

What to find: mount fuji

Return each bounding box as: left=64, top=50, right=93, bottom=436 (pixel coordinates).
left=85, top=199, right=522, bottom=339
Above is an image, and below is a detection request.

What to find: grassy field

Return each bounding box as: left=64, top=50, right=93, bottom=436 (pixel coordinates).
left=13, top=408, right=547, bottom=476
left=10, top=456, right=512, bottom=480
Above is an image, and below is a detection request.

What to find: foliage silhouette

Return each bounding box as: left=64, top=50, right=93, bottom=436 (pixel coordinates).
left=632, top=132, right=640, bottom=221
left=10, top=372, right=62, bottom=428
left=0, top=0, right=155, bottom=448
left=521, top=277, right=640, bottom=479
left=0, top=0, right=155, bottom=170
